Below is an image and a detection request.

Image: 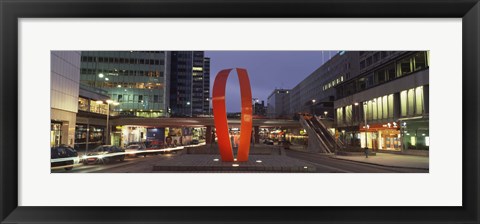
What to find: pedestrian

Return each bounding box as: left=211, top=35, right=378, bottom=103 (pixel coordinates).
left=364, top=147, right=369, bottom=158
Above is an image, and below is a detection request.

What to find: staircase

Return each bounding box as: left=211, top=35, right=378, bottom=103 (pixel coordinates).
left=299, top=115, right=343, bottom=153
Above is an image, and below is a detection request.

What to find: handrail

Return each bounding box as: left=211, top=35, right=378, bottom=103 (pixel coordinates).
left=314, top=115, right=345, bottom=148
left=299, top=116, right=331, bottom=153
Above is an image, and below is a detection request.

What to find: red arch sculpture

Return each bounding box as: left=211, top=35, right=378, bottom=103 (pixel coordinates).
left=212, top=68, right=253, bottom=162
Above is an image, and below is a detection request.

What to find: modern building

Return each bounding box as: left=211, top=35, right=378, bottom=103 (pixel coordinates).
left=289, top=51, right=359, bottom=118
left=170, top=51, right=210, bottom=117
left=50, top=51, right=82, bottom=147
left=267, top=89, right=291, bottom=118
left=79, top=51, right=170, bottom=118
left=253, top=100, right=267, bottom=117
left=74, top=84, right=112, bottom=150
left=334, top=51, right=429, bottom=152
left=203, top=57, right=211, bottom=115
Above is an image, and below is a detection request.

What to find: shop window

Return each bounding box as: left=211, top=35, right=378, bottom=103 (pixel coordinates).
left=407, top=89, right=415, bottom=116
left=78, top=97, right=89, bottom=111
left=118, top=95, right=123, bottom=102
left=415, top=86, right=424, bottom=115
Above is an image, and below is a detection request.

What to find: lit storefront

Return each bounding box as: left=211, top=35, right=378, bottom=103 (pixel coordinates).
left=359, top=122, right=402, bottom=151
left=50, top=122, right=62, bottom=147
left=121, top=126, right=148, bottom=146
left=400, top=119, right=429, bottom=150
left=74, top=124, right=105, bottom=150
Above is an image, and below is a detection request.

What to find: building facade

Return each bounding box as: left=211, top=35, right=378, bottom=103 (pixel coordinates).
left=289, top=51, right=359, bottom=118
left=51, top=51, right=82, bottom=147
left=170, top=51, right=210, bottom=117
left=203, top=57, right=211, bottom=115
left=267, top=89, right=291, bottom=118
left=253, top=100, right=267, bottom=117
left=79, top=51, right=170, bottom=118
left=334, top=51, right=429, bottom=151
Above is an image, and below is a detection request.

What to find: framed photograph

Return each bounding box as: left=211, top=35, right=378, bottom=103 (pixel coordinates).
left=1, top=0, right=479, bottom=223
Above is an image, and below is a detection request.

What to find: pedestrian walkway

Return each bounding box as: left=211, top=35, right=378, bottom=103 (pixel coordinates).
left=332, top=153, right=429, bottom=170
left=152, top=154, right=318, bottom=172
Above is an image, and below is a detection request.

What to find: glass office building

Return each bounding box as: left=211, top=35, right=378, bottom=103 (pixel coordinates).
left=79, top=51, right=170, bottom=118
left=170, top=51, right=210, bottom=117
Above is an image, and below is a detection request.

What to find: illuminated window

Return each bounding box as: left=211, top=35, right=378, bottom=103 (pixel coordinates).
left=410, top=136, right=416, bottom=146
left=372, top=100, right=377, bottom=120
left=382, top=96, right=388, bottom=119
left=397, top=57, right=412, bottom=77
left=345, top=105, right=352, bottom=123
left=415, top=86, right=424, bottom=115
left=336, top=108, right=343, bottom=125
left=388, top=94, right=394, bottom=118
left=407, top=89, right=415, bottom=116
left=413, top=52, right=426, bottom=71
left=367, top=100, right=373, bottom=120
left=400, top=91, right=407, bottom=117
left=377, top=97, right=382, bottom=120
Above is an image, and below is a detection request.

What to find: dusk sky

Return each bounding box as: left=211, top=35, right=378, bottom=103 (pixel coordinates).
left=205, top=51, right=337, bottom=112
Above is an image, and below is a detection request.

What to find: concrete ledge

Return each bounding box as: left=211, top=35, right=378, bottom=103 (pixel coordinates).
left=331, top=156, right=429, bottom=170
left=336, top=151, right=377, bottom=156
left=376, top=149, right=429, bottom=157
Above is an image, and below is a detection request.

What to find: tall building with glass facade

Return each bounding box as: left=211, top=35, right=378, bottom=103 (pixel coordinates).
left=79, top=51, right=170, bottom=118
left=170, top=51, right=210, bottom=117
left=203, top=57, right=211, bottom=115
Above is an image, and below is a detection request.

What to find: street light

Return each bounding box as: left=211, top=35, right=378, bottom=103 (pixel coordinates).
left=311, top=99, right=316, bottom=115
left=363, top=101, right=369, bottom=157
left=324, top=111, right=328, bottom=119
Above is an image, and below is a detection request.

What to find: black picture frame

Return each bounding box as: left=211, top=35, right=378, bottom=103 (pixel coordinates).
left=1, top=0, right=479, bottom=223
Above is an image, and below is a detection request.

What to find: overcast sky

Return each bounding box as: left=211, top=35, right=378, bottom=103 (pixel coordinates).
left=205, top=51, right=336, bottom=112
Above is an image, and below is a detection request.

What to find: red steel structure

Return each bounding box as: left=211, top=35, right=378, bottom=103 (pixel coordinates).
left=212, top=68, right=253, bottom=162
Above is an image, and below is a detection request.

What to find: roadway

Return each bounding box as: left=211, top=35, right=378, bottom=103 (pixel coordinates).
left=52, top=147, right=427, bottom=173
